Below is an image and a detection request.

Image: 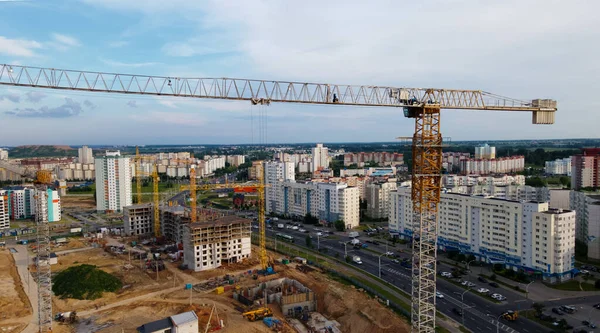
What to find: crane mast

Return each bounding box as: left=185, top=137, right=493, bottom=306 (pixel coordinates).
left=0, top=63, right=557, bottom=333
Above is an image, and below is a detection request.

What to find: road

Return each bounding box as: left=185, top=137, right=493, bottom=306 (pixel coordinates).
left=264, top=221, right=555, bottom=333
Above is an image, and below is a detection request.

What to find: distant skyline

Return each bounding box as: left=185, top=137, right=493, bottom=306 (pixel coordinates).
left=1, top=1, right=599, bottom=145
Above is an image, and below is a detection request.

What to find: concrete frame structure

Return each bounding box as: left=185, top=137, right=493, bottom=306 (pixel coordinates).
left=161, top=205, right=190, bottom=243
left=123, top=203, right=154, bottom=236
left=183, top=216, right=251, bottom=272
left=234, top=278, right=316, bottom=316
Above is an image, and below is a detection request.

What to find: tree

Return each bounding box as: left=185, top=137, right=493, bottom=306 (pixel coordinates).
left=334, top=219, right=345, bottom=231
left=575, top=239, right=588, bottom=260
left=305, top=235, right=312, bottom=248
left=595, top=279, right=600, bottom=289
left=525, top=176, right=547, bottom=187
left=304, top=213, right=318, bottom=225
left=532, top=302, right=545, bottom=317
left=456, top=253, right=466, bottom=262
left=53, top=264, right=122, bottom=300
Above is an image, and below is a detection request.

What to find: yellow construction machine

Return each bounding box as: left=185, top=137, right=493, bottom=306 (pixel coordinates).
left=501, top=310, right=518, bottom=321
left=242, top=307, right=273, bottom=321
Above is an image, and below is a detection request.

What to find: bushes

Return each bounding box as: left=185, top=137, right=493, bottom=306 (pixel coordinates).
left=53, top=264, right=122, bottom=300
left=596, top=279, right=600, bottom=289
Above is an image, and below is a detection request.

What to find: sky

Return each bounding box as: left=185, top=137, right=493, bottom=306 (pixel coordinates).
left=0, top=0, right=599, bottom=146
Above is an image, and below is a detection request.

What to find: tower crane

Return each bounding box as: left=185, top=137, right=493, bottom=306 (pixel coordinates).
left=0, top=64, right=557, bottom=333
left=133, top=147, right=161, bottom=237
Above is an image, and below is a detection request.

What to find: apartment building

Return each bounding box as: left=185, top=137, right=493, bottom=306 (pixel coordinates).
left=123, top=203, right=154, bottom=236
left=248, top=161, right=264, bottom=181
left=311, top=144, right=330, bottom=172
left=571, top=148, right=600, bottom=190
left=226, top=155, right=246, bottom=167
left=0, top=187, right=61, bottom=222
left=389, top=187, right=576, bottom=282
left=443, top=175, right=525, bottom=187
left=459, top=156, right=525, bottom=175
left=0, top=193, right=9, bottom=230
left=447, top=184, right=549, bottom=202
left=343, top=152, right=403, bottom=167
left=78, top=145, right=94, bottom=164
left=443, top=152, right=470, bottom=173
left=182, top=215, right=251, bottom=272
left=273, top=180, right=360, bottom=229
left=0, top=148, right=8, bottom=160
left=545, top=158, right=572, bottom=176
left=365, top=181, right=397, bottom=219
left=474, top=144, right=496, bottom=159
left=264, top=161, right=295, bottom=214
left=161, top=205, right=190, bottom=243
left=95, top=151, right=132, bottom=212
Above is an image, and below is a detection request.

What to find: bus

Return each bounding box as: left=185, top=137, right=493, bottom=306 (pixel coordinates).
left=275, top=233, right=295, bottom=243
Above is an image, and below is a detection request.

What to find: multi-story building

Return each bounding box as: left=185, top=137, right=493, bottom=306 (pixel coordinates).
left=443, top=174, right=525, bottom=187
left=474, top=144, right=496, bottom=159
left=0, top=187, right=60, bottom=222
left=123, top=203, right=154, bottom=236
left=264, top=161, right=295, bottom=214
left=161, top=205, right=190, bottom=243
left=571, top=148, right=600, bottom=190
left=95, top=151, right=132, bottom=212
left=0, top=193, right=9, bottom=230
left=446, top=184, right=549, bottom=203
left=343, top=152, right=403, bottom=167
left=248, top=161, right=264, bottom=181
left=182, top=215, right=251, bottom=272
left=226, top=155, right=246, bottom=167
left=389, top=187, right=576, bottom=282
left=273, top=180, right=360, bottom=229
left=443, top=152, right=470, bottom=173
left=0, top=148, right=8, bottom=160
left=78, top=145, right=94, bottom=164
left=459, top=156, right=525, bottom=175
left=365, top=181, right=397, bottom=219
left=311, top=143, right=329, bottom=172
left=545, top=158, right=572, bottom=176
left=56, top=162, right=95, bottom=181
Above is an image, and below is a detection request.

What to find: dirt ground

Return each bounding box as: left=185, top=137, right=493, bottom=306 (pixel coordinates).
left=0, top=250, right=32, bottom=333
left=61, top=196, right=95, bottom=209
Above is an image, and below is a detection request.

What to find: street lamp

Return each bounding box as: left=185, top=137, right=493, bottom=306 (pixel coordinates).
left=317, top=233, right=320, bottom=251
left=466, top=259, right=476, bottom=272
left=378, top=253, right=386, bottom=278
left=343, top=241, right=351, bottom=258
left=487, top=314, right=503, bottom=333
left=454, top=288, right=470, bottom=326
left=525, top=281, right=534, bottom=300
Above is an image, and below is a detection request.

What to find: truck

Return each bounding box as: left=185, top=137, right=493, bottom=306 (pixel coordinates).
left=348, top=231, right=359, bottom=239
left=352, top=255, right=363, bottom=264
left=70, top=228, right=82, bottom=233
left=55, top=237, right=67, bottom=244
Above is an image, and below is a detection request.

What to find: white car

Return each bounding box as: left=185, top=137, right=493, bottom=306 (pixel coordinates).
left=441, top=272, right=452, bottom=278
left=316, top=232, right=323, bottom=236
left=292, top=226, right=299, bottom=230
left=466, top=282, right=476, bottom=288
left=299, top=229, right=306, bottom=233
left=491, top=293, right=503, bottom=300
left=385, top=251, right=394, bottom=256
left=477, top=288, right=489, bottom=294
left=436, top=292, right=444, bottom=298
left=581, top=269, right=590, bottom=275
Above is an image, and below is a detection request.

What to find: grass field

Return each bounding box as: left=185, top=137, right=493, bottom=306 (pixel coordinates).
left=545, top=279, right=597, bottom=291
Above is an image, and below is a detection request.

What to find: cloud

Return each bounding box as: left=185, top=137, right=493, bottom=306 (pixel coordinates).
left=109, top=41, right=129, bottom=48
left=99, top=57, right=161, bottom=68
left=25, top=91, right=46, bottom=103
left=0, top=93, right=20, bottom=103
left=0, top=36, right=42, bottom=57
left=129, top=111, right=206, bottom=126
left=161, top=39, right=235, bottom=57
left=51, top=33, right=80, bottom=47
left=83, top=100, right=96, bottom=109
left=126, top=100, right=138, bottom=108
left=5, top=98, right=84, bottom=118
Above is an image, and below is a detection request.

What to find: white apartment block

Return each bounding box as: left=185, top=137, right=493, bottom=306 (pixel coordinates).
left=0, top=148, right=8, bottom=160
left=474, top=144, right=496, bottom=159
left=443, top=152, right=470, bottom=173
left=365, top=181, right=397, bottom=219
left=311, top=144, right=330, bottom=172
left=264, top=161, right=295, bottom=213
left=226, top=155, right=246, bottom=167
left=274, top=181, right=360, bottom=229
left=182, top=216, right=251, bottom=272
left=123, top=203, right=154, bottom=236
left=78, top=145, right=94, bottom=164
left=446, top=184, right=549, bottom=202
left=460, top=156, right=525, bottom=175
left=95, top=151, right=132, bottom=212
left=0, top=194, right=9, bottom=230
left=389, top=187, right=576, bottom=282
left=56, top=163, right=95, bottom=181
left=443, top=175, right=525, bottom=187
left=545, top=158, right=572, bottom=176
left=343, top=152, right=404, bottom=167
left=46, top=189, right=61, bottom=222
left=0, top=187, right=60, bottom=222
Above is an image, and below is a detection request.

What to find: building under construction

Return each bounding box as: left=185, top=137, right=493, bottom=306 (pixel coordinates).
left=182, top=215, right=251, bottom=272
left=123, top=203, right=154, bottom=236
left=234, top=278, right=316, bottom=317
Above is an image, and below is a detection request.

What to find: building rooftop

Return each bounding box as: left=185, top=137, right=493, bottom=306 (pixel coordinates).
left=124, top=203, right=153, bottom=209
left=189, top=215, right=250, bottom=229
left=170, top=311, right=198, bottom=326
left=161, top=205, right=186, bottom=214
left=543, top=208, right=573, bottom=214
left=137, top=318, right=171, bottom=333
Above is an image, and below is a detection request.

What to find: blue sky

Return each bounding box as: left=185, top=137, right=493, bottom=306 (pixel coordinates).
left=0, top=0, right=599, bottom=146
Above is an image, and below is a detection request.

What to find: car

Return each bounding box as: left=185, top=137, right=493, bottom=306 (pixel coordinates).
left=451, top=308, right=463, bottom=316
left=582, top=320, right=590, bottom=326
left=489, top=282, right=500, bottom=288
left=435, top=292, right=444, bottom=298
left=385, top=251, right=394, bottom=256
left=292, top=226, right=299, bottom=230
left=392, top=259, right=400, bottom=264
left=478, top=277, right=488, bottom=283
left=591, top=323, right=597, bottom=329
left=299, top=229, right=306, bottom=233
left=461, top=281, right=469, bottom=286
left=490, top=293, right=503, bottom=300
left=559, top=305, right=576, bottom=314
left=581, top=270, right=590, bottom=275
left=551, top=308, right=564, bottom=315
left=441, top=272, right=452, bottom=278
left=594, top=303, right=600, bottom=309
left=477, top=288, right=489, bottom=294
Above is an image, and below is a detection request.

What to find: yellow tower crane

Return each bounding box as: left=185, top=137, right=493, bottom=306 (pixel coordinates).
left=132, top=149, right=162, bottom=237
left=0, top=63, right=557, bottom=333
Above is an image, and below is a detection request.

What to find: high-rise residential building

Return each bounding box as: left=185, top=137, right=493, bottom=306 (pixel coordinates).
left=390, top=187, right=576, bottom=283
left=459, top=156, right=525, bottom=175
left=442, top=152, right=470, bottom=173
left=248, top=161, right=264, bottom=181
left=571, top=148, right=600, bottom=190
left=182, top=216, right=251, bottom=272
left=0, top=148, right=8, bottom=160
left=0, top=193, right=9, bottom=230
left=123, top=203, right=154, bottom=236
left=343, top=152, right=404, bottom=167
left=78, top=145, right=94, bottom=164
left=264, top=161, right=295, bottom=213
left=443, top=175, right=525, bottom=187
left=545, top=158, right=572, bottom=176
left=311, top=143, right=329, bottom=172
left=95, top=150, right=132, bottom=212
left=474, top=144, right=496, bottom=159
left=273, top=180, right=360, bottom=229
left=365, top=181, right=397, bottom=219
left=0, top=187, right=60, bottom=222
left=226, top=155, right=246, bottom=167
left=445, top=184, right=549, bottom=202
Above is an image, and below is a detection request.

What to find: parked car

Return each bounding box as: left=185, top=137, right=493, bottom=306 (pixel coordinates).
left=489, top=282, right=500, bottom=288
left=392, top=259, right=400, bottom=264
left=440, top=272, right=452, bottom=278
left=385, top=251, right=394, bottom=256
left=477, top=288, right=489, bottom=294
left=559, top=305, right=576, bottom=314
left=551, top=308, right=563, bottom=315
left=478, top=277, right=488, bottom=283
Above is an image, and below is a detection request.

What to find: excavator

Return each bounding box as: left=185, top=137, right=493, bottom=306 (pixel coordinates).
left=242, top=307, right=273, bottom=321
left=501, top=310, right=518, bottom=321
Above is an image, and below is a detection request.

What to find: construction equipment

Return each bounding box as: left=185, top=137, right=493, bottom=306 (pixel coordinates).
left=242, top=307, right=273, bottom=321
left=0, top=64, right=557, bottom=333
left=501, top=310, right=518, bottom=321
left=54, top=311, right=77, bottom=324
left=35, top=170, right=52, bottom=184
